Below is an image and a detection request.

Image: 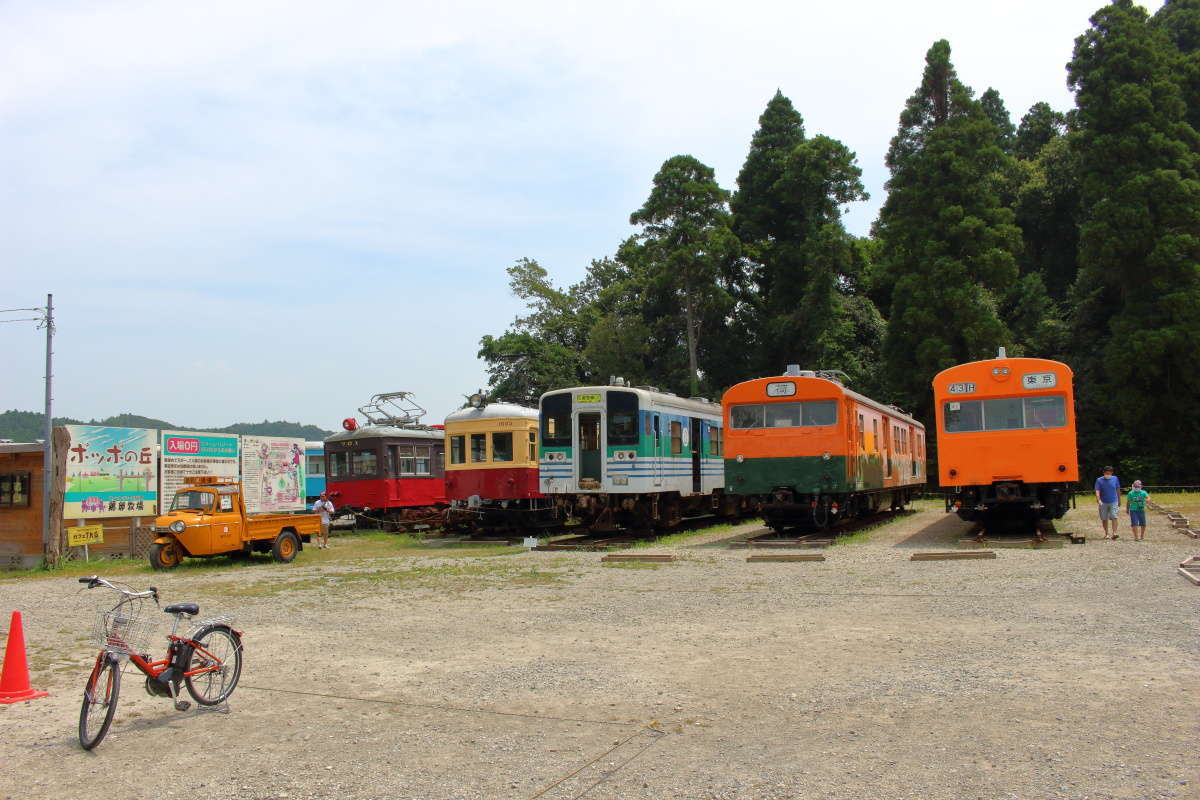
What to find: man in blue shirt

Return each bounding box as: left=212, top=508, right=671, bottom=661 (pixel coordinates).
left=1094, top=466, right=1121, bottom=539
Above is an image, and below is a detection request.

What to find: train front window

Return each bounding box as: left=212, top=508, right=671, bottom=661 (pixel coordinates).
left=732, top=402, right=838, bottom=429
left=351, top=450, right=378, bottom=476
left=607, top=391, right=639, bottom=445
left=329, top=452, right=349, bottom=478
left=944, top=395, right=1067, bottom=432
left=1025, top=396, right=1066, bottom=428
left=731, top=405, right=764, bottom=429
left=492, top=432, right=513, bottom=462
left=541, top=393, right=572, bottom=447
left=803, top=401, right=837, bottom=426
left=450, top=435, right=465, bottom=464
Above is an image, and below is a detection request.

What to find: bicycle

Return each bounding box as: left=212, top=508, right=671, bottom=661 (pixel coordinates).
left=76, top=576, right=244, bottom=750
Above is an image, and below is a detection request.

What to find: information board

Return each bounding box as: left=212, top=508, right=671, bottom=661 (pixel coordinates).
left=240, top=436, right=306, bottom=513
left=67, top=524, right=104, bottom=547
left=160, top=431, right=241, bottom=509
left=64, top=426, right=158, bottom=517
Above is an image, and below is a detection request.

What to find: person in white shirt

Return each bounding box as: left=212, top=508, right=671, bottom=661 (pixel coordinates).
left=313, top=492, right=335, bottom=549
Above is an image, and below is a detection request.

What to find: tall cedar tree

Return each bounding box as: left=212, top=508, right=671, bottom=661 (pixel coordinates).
left=1152, top=0, right=1200, bottom=132
left=625, top=155, right=740, bottom=396
left=730, top=91, right=872, bottom=380
left=875, top=40, right=1022, bottom=418
left=1067, top=0, right=1200, bottom=481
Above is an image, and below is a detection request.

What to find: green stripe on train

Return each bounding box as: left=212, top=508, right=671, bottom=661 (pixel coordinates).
left=724, top=455, right=901, bottom=494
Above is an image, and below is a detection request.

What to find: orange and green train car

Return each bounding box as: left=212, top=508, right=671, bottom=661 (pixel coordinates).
left=722, top=368, right=926, bottom=530
left=932, top=354, right=1078, bottom=524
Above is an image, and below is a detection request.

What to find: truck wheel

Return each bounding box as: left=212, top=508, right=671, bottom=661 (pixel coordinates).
left=271, top=531, right=299, bottom=563
left=149, top=541, right=182, bottom=570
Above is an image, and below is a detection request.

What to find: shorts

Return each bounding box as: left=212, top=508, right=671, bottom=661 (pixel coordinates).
left=1128, top=509, right=1146, bottom=527
left=1098, top=502, right=1119, bottom=521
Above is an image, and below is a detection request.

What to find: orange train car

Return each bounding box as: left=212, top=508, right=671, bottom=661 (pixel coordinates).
left=932, top=353, right=1078, bottom=524
left=723, top=367, right=926, bottom=530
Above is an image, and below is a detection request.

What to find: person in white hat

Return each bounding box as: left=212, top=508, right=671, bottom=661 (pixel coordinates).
left=1126, top=480, right=1149, bottom=541
left=313, top=491, right=335, bottom=549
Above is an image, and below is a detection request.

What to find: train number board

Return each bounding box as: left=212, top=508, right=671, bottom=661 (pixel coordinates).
left=947, top=382, right=976, bottom=394
left=574, top=393, right=602, bottom=404
left=1022, top=372, right=1057, bottom=389
left=765, top=382, right=795, bottom=397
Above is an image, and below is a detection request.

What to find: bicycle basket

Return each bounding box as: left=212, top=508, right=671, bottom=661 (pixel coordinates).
left=92, top=598, right=156, bottom=656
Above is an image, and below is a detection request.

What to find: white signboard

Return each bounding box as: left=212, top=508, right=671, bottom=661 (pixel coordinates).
left=1022, top=372, right=1058, bottom=389
left=160, top=431, right=240, bottom=508
left=240, top=436, right=306, bottom=513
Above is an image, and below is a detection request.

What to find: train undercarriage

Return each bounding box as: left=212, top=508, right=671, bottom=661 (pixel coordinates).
left=761, top=487, right=917, bottom=532
left=946, top=481, right=1076, bottom=533
left=549, top=491, right=759, bottom=533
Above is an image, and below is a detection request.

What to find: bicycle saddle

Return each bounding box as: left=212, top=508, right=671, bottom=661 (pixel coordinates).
left=163, top=602, right=199, bottom=616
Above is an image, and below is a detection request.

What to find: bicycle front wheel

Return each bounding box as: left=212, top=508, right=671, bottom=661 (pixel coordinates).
left=79, top=655, right=121, bottom=750
left=184, top=625, right=242, bottom=705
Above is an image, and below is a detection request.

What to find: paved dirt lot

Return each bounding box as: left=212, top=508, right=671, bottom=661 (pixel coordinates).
left=1, top=506, right=1197, bottom=800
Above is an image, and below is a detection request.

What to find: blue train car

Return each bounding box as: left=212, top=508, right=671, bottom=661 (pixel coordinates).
left=304, top=440, right=325, bottom=503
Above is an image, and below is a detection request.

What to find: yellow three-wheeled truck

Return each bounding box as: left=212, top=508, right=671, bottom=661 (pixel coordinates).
left=149, top=476, right=321, bottom=570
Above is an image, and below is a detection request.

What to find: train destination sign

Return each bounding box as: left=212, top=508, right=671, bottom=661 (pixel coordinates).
left=574, top=393, right=602, bottom=404
left=1022, top=372, right=1057, bottom=389
left=765, top=382, right=796, bottom=397
left=947, top=382, right=976, bottom=394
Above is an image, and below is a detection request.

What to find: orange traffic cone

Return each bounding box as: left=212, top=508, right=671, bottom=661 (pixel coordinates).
left=0, top=610, right=49, bottom=704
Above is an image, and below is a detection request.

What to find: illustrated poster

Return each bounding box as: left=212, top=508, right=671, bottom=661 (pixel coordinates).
left=64, top=425, right=158, bottom=517
left=160, top=430, right=240, bottom=509
left=239, top=436, right=306, bottom=513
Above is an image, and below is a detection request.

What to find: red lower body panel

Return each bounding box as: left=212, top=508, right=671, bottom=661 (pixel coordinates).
left=326, top=477, right=446, bottom=511
left=445, top=467, right=542, bottom=502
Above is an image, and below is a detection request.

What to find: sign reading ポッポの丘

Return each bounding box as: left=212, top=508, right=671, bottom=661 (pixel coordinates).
left=64, top=425, right=158, bottom=517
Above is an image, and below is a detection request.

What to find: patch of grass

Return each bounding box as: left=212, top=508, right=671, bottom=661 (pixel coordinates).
left=630, top=522, right=738, bottom=549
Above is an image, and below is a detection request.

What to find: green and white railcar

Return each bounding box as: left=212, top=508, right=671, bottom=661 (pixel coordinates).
left=538, top=382, right=732, bottom=530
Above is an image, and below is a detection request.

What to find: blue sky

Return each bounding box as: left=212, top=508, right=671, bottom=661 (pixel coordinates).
left=1, top=0, right=1162, bottom=431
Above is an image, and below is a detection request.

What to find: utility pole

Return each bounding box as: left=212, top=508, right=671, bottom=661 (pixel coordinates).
left=0, top=298, right=53, bottom=550
left=42, top=294, right=54, bottom=552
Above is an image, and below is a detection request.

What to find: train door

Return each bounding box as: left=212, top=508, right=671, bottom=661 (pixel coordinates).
left=577, top=412, right=602, bottom=489
left=883, top=422, right=893, bottom=479
left=652, top=414, right=663, bottom=487
left=847, top=402, right=859, bottom=487
left=690, top=419, right=702, bottom=493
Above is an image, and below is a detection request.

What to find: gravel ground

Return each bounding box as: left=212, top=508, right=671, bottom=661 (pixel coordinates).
left=0, top=506, right=1197, bottom=800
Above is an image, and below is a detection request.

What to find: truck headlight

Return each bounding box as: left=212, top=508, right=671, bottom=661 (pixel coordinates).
left=169, top=520, right=186, bottom=534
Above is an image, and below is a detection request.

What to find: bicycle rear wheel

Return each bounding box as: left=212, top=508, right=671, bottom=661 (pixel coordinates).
left=79, top=655, right=121, bottom=750
left=184, top=625, right=242, bottom=705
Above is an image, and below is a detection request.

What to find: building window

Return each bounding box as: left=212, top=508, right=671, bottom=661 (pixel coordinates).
left=0, top=472, right=31, bottom=507
left=450, top=435, right=465, bottom=464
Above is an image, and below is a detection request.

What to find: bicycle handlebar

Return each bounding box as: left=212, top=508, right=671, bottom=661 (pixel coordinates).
left=76, top=576, right=158, bottom=600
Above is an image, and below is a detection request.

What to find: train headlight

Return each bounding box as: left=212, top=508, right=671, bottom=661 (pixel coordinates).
left=821, top=452, right=831, bottom=461
left=169, top=520, right=186, bottom=534
left=627, top=451, right=635, bottom=461
left=617, top=451, right=625, bottom=460
left=468, top=392, right=484, bottom=408
left=736, top=454, right=744, bottom=463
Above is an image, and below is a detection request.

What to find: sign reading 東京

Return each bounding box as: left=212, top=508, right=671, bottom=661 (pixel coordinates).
left=64, top=426, right=158, bottom=518
left=160, top=431, right=240, bottom=508
left=240, top=436, right=306, bottom=513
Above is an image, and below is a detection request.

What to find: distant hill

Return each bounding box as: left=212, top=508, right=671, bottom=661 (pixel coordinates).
left=0, top=409, right=333, bottom=443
